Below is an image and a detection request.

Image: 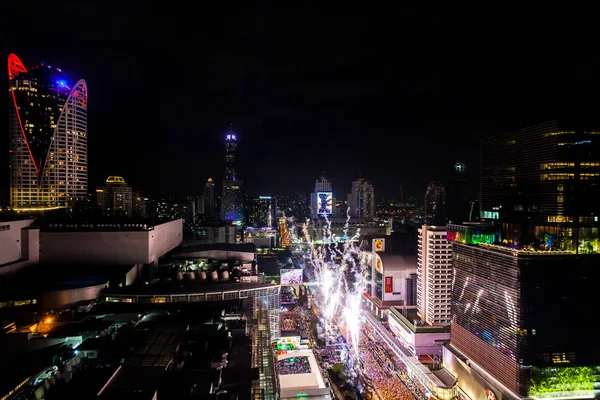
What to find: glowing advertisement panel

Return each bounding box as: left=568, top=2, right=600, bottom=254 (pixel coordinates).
left=276, top=336, right=301, bottom=350
left=317, top=192, right=333, bottom=215
left=385, top=276, right=393, bottom=293
left=373, top=238, right=385, bottom=252
left=281, top=269, right=303, bottom=285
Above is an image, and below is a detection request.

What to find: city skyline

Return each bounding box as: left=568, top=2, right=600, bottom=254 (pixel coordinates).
left=3, top=4, right=600, bottom=201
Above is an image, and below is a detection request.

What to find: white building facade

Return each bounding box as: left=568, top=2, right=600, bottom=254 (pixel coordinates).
left=417, top=225, right=452, bottom=325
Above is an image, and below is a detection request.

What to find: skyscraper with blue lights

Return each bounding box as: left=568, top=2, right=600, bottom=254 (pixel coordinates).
left=8, top=54, right=88, bottom=210
left=221, top=128, right=244, bottom=222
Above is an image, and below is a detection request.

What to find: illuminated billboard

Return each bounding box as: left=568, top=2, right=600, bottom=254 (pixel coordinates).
left=317, top=192, right=333, bottom=215
left=373, top=238, right=385, bottom=252
left=276, top=336, right=301, bottom=350
left=281, top=269, right=303, bottom=285
left=385, top=276, right=393, bottom=293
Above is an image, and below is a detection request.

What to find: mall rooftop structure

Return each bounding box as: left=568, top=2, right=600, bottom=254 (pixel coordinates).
left=0, top=217, right=182, bottom=277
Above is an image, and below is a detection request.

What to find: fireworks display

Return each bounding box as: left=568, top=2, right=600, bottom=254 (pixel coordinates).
left=292, top=215, right=372, bottom=364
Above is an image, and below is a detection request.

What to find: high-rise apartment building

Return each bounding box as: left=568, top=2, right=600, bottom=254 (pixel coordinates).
left=424, top=181, right=446, bottom=225
left=445, top=121, right=600, bottom=400
left=221, top=130, right=244, bottom=222
left=204, top=177, right=216, bottom=218
left=132, top=191, right=149, bottom=218
left=96, top=176, right=132, bottom=216
left=417, top=225, right=452, bottom=325
left=347, top=177, right=375, bottom=219
left=246, top=196, right=277, bottom=228
left=8, top=54, right=88, bottom=210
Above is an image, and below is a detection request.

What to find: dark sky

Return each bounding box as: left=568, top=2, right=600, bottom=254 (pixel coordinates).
left=2, top=2, right=600, bottom=202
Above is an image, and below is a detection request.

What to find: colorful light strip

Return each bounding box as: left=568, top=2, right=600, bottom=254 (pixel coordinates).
left=10, top=90, right=39, bottom=173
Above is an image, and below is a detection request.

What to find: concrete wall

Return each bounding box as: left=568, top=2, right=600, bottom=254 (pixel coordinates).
left=383, top=268, right=417, bottom=303
left=41, top=284, right=107, bottom=309
left=173, top=249, right=255, bottom=262
left=148, top=219, right=183, bottom=262
left=39, top=219, right=182, bottom=265
left=0, top=219, right=35, bottom=265
left=0, top=220, right=39, bottom=275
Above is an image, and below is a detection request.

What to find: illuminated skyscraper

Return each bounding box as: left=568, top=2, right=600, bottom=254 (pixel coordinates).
left=8, top=54, right=88, bottom=210
left=424, top=181, right=446, bottom=225
left=224, top=126, right=237, bottom=181
left=246, top=196, right=277, bottom=228
left=96, top=176, right=132, bottom=216
left=347, top=177, right=375, bottom=219
left=311, top=174, right=335, bottom=218
left=221, top=128, right=244, bottom=222
left=204, top=177, right=216, bottom=218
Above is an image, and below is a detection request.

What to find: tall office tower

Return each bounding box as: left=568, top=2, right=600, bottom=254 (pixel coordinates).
left=417, top=225, right=452, bottom=325
left=246, top=196, right=277, bottom=228
left=311, top=174, right=334, bottom=218
left=446, top=121, right=600, bottom=400
left=221, top=130, right=244, bottom=222
left=204, top=178, right=215, bottom=218
left=480, top=119, right=600, bottom=248
left=347, top=177, right=375, bottom=219
left=132, top=191, right=149, bottom=218
left=224, top=127, right=237, bottom=181
left=8, top=54, right=88, bottom=210
left=424, top=181, right=446, bottom=225
left=96, top=176, right=132, bottom=216
left=447, top=162, right=470, bottom=223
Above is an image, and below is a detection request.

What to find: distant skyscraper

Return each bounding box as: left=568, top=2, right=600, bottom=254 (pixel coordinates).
left=221, top=129, right=244, bottom=222
left=347, top=177, right=375, bottom=219
left=96, top=176, right=132, bottom=216
left=8, top=54, right=88, bottom=210
left=204, top=178, right=215, bottom=218
left=224, top=126, right=237, bottom=181
left=417, top=225, right=452, bottom=325
left=132, top=191, right=149, bottom=218
left=447, top=162, right=470, bottom=223
left=311, top=174, right=335, bottom=218
left=424, top=181, right=446, bottom=225
left=246, top=196, right=277, bottom=228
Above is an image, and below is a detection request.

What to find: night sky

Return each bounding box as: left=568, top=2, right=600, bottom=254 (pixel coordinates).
left=2, top=3, right=600, bottom=202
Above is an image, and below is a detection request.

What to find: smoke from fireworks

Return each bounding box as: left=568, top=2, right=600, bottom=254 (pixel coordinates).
left=291, top=214, right=372, bottom=363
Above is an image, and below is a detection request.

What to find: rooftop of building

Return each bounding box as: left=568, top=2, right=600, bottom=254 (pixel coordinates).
left=0, top=263, right=133, bottom=300
left=0, top=213, right=35, bottom=223
left=104, top=280, right=278, bottom=297
left=377, top=253, right=417, bottom=270
left=389, top=307, right=450, bottom=333
left=174, top=243, right=257, bottom=256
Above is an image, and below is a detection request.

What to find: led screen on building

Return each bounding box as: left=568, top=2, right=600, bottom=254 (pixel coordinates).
left=317, top=192, right=333, bottom=215
left=281, top=269, right=303, bottom=285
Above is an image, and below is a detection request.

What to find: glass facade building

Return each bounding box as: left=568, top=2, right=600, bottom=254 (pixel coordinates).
left=451, top=239, right=600, bottom=397
left=8, top=54, right=88, bottom=210
left=246, top=195, right=277, bottom=228
left=480, top=120, right=600, bottom=252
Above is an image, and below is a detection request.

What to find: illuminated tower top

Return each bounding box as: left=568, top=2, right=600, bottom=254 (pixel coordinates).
left=224, top=125, right=237, bottom=181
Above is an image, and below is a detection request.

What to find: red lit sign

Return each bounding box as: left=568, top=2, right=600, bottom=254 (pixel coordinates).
left=486, top=389, right=497, bottom=400
left=385, top=276, right=393, bottom=293
left=374, top=239, right=384, bottom=252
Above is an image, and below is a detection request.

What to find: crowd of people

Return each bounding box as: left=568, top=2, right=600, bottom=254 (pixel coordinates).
left=280, top=312, right=303, bottom=331
left=358, top=328, right=416, bottom=400
left=276, top=356, right=312, bottom=375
